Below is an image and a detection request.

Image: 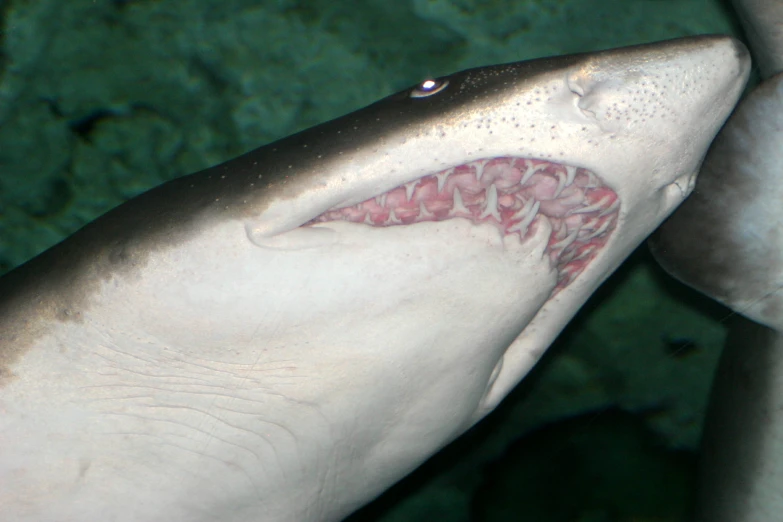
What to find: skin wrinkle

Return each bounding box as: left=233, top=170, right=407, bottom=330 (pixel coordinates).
left=77, top=331, right=308, bottom=484
left=152, top=438, right=262, bottom=498
left=90, top=331, right=306, bottom=384
left=145, top=404, right=267, bottom=460
left=101, top=407, right=276, bottom=494
left=105, top=409, right=264, bottom=461
left=84, top=376, right=302, bottom=437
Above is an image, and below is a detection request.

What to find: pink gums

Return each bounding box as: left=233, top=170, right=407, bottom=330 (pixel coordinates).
left=311, top=157, right=619, bottom=291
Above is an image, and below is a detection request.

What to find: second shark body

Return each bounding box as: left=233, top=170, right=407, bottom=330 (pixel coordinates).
left=651, top=1, right=783, bottom=520
left=0, top=37, right=749, bottom=521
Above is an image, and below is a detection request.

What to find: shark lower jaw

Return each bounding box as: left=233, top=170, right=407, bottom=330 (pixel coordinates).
left=311, top=157, right=619, bottom=291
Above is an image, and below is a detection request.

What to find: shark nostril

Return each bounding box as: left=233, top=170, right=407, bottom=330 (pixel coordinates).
left=567, top=74, right=586, bottom=97
left=665, top=170, right=697, bottom=202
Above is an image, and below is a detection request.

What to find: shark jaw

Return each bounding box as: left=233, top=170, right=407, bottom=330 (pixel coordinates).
left=312, top=157, right=619, bottom=292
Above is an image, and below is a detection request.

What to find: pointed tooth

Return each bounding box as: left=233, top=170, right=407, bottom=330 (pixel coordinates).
left=581, top=217, right=612, bottom=240
left=560, top=270, right=577, bottom=286
left=364, top=213, right=374, bottom=225
left=419, top=200, right=435, bottom=219
left=508, top=220, right=525, bottom=234
left=569, top=195, right=612, bottom=215
left=510, top=197, right=535, bottom=221
left=375, top=193, right=388, bottom=207
left=573, top=245, right=597, bottom=261
left=452, top=187, right=469, bottom=214
left=559, top=246, right=578, bottom=264
left=554, top=222, right=568, bottom=241
left=577, top=220, right=599, bottom=239
left=553, top=170, right=567, bottom=198
left=565, top=166, right=577, bottom=187
left=509, top=200, right=539, bottom=233
left=597, top=197, right=620, bottom=217
left=580, top=217, right=600, bottom=231
left=405, top=180, right=417, bottom=202
left=551, top=227, right=580, bottom=250
left=585, top=171, right=600, bottom=188
left=479, top=184, right=501, bottom=220
left=519, top=162, right=535, bottom=185
left=526, top=199, right=541, bottom=223
left=475, top=160, right=487, bottom=182
left=388, top=208, right=402, bottom=225
left=436, top=169, right=451, bottom=193
left=520, top=161, right=547, bottom=186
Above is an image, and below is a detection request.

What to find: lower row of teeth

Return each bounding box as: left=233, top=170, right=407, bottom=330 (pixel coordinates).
left=311, top=157, right=619, bottom=289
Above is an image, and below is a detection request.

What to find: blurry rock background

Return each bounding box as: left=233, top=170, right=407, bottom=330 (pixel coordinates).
left=0, top=1, right=746, bottom=520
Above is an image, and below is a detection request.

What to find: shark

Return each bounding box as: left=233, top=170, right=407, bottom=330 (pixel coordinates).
left=0, top=36, right=749, bottom=521
left=650, top=1, right=783, bottom=520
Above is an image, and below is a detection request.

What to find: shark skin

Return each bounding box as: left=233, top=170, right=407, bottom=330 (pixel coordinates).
left=731, top=0, right=783, bottom=79
left=650, top=2, right=783, bottom=520
left=0, top=36, right=748, bottom=522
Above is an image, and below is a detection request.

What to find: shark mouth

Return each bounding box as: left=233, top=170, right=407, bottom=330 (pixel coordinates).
left=311, top=157, right=619, bottom=290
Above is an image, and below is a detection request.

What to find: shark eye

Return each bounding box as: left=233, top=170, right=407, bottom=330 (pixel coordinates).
left=410, top=78, right=449, bottom=98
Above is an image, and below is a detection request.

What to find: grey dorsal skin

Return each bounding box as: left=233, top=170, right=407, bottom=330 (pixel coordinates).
left=0, top=37, right=748, bottom=522
left=731, top=0, right=783, bottom=79
left=696, top=316, right=783, bottom=521
left=649, top=2, right=783, bottom=520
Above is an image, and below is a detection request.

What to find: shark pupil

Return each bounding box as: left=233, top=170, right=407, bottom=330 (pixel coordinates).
left=410, top=79, right=449, bottom=98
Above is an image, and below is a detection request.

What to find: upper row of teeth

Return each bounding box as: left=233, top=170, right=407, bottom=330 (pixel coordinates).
left=364, top=186, right=618, bottom=242
left=372, top=179, right=619, bottom=222
left=378, top=161, right=604, bottom=209
left=473, top=159, right=583, bottom=187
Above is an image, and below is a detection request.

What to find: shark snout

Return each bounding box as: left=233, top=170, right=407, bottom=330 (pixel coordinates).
left=574, top=36, right=751, bottom=230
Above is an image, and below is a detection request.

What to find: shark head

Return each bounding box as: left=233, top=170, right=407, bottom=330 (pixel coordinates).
left=0, top=36, right=749, bottom=522
left=227, top=34, right=749, bottom=412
